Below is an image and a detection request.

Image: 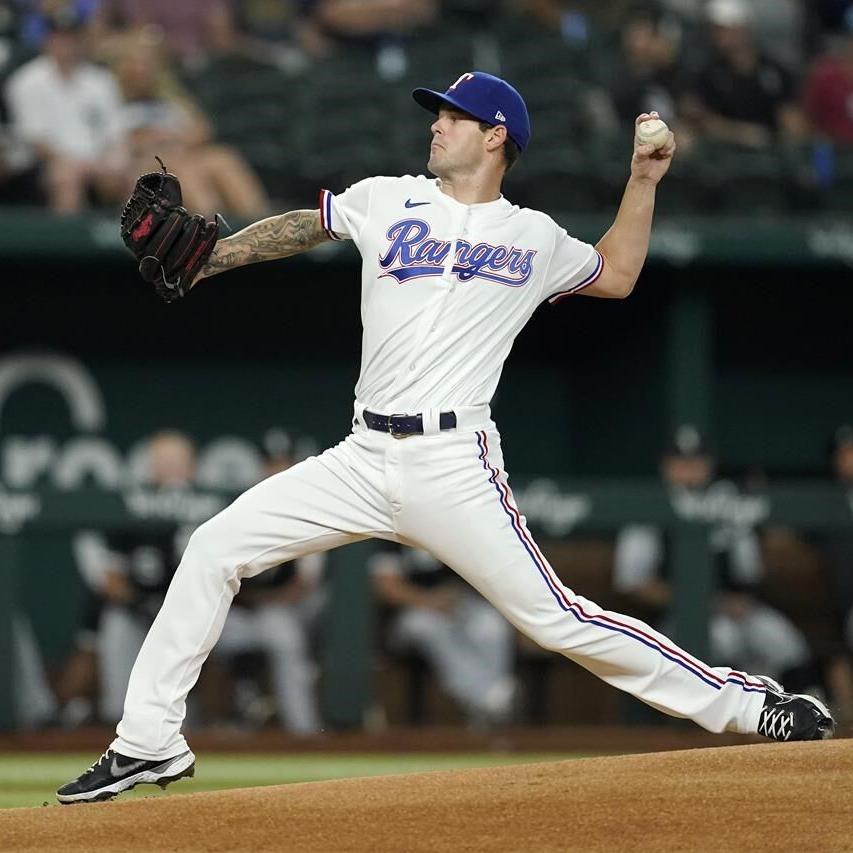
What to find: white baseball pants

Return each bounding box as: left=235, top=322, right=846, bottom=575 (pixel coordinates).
left=113, top=409, right=766, bottom=759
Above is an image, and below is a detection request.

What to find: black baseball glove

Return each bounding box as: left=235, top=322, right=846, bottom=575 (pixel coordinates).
left=120, top=157, right=223, bottom=303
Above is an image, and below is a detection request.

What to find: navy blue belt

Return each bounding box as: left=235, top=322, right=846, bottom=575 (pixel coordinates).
left=362, top=409, right=457, bottom=438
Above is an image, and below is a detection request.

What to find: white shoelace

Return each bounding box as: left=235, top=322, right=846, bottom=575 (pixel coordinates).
left=84, top=749, right=112, bottom=775
left=759, top=707, right=794, bottom=740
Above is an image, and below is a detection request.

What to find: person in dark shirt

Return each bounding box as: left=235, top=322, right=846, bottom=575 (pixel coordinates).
left=684, top=0, right=808, bottom=148
left=614, top=426, right=811, bottom=681
left=607, top=5, right=687, bottom=131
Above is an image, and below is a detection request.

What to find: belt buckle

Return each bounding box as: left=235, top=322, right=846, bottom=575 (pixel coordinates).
left=388, top=413, right=411, bottom=439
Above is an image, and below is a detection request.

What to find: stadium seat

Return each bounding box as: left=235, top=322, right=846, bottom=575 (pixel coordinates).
left=702, top=146, right=791, bottom=214
left=506, top=146, right=610, bottom=214
left=401, top=28, right=479, bottom=87
left=495, top=17, right=604, bottom=85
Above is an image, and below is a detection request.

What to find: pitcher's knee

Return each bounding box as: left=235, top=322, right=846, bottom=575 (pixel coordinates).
left=182, top=512, right=241, bottom=580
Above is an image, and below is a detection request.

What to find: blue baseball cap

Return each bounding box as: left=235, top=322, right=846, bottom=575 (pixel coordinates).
left=413, top=71, right=531, bottom=152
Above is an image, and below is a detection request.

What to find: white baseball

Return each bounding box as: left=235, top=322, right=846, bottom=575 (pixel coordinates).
left=636, top=118, right=670, bottom=149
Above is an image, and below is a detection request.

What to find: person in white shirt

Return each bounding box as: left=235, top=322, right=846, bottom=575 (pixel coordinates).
left=58, top=69, right=834, bottom=805
left=4, top=10, right=128, bottom=213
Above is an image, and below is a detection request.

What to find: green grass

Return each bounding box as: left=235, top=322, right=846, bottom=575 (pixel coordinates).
left=0, top=752, right=580, bottom=810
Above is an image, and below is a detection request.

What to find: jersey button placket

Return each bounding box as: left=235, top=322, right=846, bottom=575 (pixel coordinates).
left=411, top=214, right=460, bottom=367
left=433, top=209, right=469, bottom=324
left=387, top=209, right=462, bottom=396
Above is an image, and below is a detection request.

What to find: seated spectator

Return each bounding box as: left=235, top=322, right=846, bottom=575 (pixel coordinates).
left=313, top=0, right=437, bottom=47
left=213, top=447, right=326, bottom=735
left=16, top=0, right=99, bottom=51
left=683, top=0, right=808, bottom=148
left=232, top=0, right=333, bottom=68
left=660, top=0, right=805, bottom=71
left=602, top=4, right=689, bottom=136
left=113, top=30, right=270, bottom=218
left=613, top=426, right=812, bottom=683
left=311, top=0, right=439, bottom=76
left=0, top=3, right=41, bottom=202
left=4, top=8, right=128, bottom=213
left=521, top=0, right=645, bottom=38
left=91, top=0, right=237, bottom=66
left=371, top=544, right=516, bottom=727
left=804, top=16, right=853, bottom=144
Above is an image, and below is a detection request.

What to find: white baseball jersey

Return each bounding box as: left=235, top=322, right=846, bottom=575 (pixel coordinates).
left=319, top=175, right=603, bottom=413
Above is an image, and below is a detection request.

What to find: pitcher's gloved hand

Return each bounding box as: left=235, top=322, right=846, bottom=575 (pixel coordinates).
left=120, top=157, right=222, bottom=303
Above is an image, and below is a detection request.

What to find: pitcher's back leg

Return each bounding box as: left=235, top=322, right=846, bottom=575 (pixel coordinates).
left=114, top=434, right=392, bottom=759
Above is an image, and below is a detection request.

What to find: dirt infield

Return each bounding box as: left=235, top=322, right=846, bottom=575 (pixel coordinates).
left=3, top=740, right=851, bottom=852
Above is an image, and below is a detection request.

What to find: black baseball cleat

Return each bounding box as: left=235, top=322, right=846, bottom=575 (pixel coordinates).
left=756, top=678, right=835, bottom=742
left=56, top=748, right=195, bottom=804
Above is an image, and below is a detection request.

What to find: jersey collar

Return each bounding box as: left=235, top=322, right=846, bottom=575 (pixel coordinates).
left=429, top=179, right=511, bottom=215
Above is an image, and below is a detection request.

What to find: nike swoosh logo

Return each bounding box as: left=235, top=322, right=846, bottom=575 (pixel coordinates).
left=404, top=199, right=430, bottom=208
left=112, top=757, right=147, bottom=777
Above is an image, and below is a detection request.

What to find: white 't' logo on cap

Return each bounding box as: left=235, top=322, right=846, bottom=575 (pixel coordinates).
left=449, top=73, right=475, bottom=90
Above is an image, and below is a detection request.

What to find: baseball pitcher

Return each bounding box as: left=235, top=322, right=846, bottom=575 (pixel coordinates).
left=58, top=71, right=834, bottom=804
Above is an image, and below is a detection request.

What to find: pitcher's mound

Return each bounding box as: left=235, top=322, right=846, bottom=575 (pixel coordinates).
left=3, top=740, right=851, bottom=852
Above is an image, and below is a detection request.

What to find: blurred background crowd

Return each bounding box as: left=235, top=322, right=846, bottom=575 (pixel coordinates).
left=0, top=0, right=853, bottom=214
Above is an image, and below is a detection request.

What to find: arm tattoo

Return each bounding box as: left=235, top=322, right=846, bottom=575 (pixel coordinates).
left=200, top=209, right=328, bottom=280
